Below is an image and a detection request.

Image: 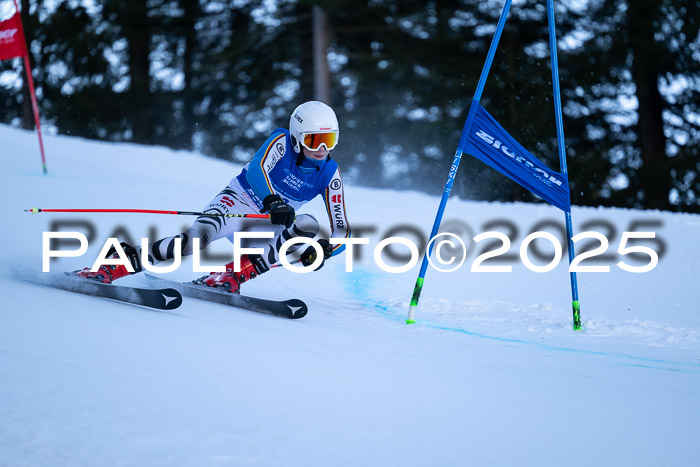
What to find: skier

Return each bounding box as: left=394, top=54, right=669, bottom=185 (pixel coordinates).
left=75, top=101, right=350, bottom=294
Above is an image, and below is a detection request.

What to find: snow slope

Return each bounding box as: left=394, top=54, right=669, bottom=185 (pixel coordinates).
left=1, top=125, right=698, bottom=466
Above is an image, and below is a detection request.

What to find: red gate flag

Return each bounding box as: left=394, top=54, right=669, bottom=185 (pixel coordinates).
left=0, top=12, right=27, bottom=60
left=0, top=1, right=48, bottom=174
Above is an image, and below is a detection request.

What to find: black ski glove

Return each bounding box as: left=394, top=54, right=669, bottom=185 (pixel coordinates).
left=300, top=239, right=333, bottom=270
left=262, top=194, right=295, bottom=228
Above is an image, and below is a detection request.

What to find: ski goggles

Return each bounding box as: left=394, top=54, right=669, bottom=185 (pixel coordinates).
left=300, top=131, right=339, bottom=151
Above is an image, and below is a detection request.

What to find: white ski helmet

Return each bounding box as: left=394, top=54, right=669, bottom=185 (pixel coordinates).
left=289, top=101, right=339, bottom=153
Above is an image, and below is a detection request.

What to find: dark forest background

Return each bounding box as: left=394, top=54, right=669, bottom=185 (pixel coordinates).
left=1, top=0, right=698, bottom=212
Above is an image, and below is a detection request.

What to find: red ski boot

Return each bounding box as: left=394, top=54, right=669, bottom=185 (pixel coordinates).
left=198, top=254, right=269, bottom=293
left=74, top=242, right=142, bottom=284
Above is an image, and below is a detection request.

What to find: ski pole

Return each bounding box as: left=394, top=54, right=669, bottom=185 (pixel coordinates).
left=24, top=208, right=271, bottom=219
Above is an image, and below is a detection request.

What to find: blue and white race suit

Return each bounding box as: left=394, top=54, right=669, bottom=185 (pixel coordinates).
left=145, top=128, right=350, bottom=267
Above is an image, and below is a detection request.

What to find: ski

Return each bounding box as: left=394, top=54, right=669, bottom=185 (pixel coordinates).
left=12, top=266, right=183, bottom=311
left=145, top=274, right=308, bottom=319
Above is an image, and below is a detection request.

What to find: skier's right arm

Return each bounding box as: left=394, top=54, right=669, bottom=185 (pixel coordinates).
left=245, top=131, right=286, bottom=201
left=245, top=131, right=295, bottom=227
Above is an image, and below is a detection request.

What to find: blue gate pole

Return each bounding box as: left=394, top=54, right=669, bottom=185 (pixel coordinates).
left=547, top=0, right=581, bottom=330
left=407, top=0, right=513, bottom=324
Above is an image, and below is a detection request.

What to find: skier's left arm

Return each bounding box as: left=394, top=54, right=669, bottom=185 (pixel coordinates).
left=298, top=167, right=351, bottom=269
left=322, top=168, right=350, bottom=257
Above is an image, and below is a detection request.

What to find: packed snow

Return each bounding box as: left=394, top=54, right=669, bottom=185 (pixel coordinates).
left=1, top=125, right=698, bottom=466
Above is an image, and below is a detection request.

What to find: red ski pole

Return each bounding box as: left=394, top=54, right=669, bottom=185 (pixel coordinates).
left=24, top=208, right=270, bottom=219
